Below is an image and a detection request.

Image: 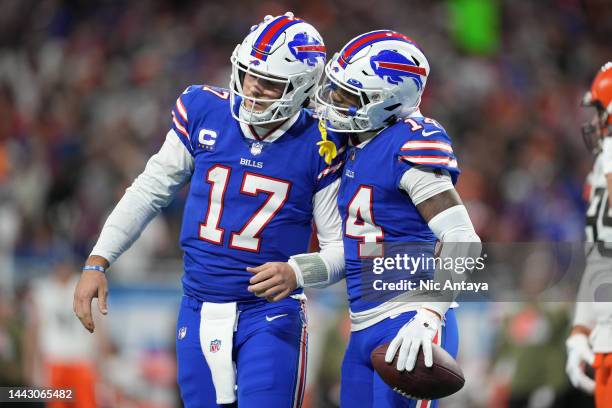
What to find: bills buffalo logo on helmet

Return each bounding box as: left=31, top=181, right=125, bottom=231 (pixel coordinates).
left=370, top=50, right=426, bottom=88
left=210, top=339, right=222, bottom=353
left=288, top=33, right=326, bottom=67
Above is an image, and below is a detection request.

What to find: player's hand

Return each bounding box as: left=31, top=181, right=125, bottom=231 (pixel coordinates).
left=73, top=268, right=109, bottom=333
left=247, top=262, right=297, bottom=302
left=565, top=333, right=595, bottom=394
left=385, top=308, right=441, bottom=372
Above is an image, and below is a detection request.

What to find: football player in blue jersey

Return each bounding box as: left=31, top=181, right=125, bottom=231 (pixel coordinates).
left=313, top=31, right=482, bottom=407
left=73, top=13, right=345, bottom=408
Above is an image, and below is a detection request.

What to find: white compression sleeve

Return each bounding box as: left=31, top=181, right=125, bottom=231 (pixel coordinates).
left=289, top=179, right=345, bottom=288
left=399, top=166, right=454, bottom=205
left=400, top=165, right=481, bottom=316
left=90, top=130, right=194, bottom=264
left=424, top=205, right=482, bottom=318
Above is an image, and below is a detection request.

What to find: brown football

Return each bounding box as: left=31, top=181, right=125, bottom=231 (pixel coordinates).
left=371, top=342, right=465, bottom=400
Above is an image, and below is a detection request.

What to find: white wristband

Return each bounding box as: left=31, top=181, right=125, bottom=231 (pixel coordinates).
left=288, top=259, right=304, bottom=288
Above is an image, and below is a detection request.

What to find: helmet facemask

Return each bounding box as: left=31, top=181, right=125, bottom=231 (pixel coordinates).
left=316, top=65, right=374, bottom=132
left=582, top=92, right=612, bottom=154
left=316, top=62, right=415, bottom=133
left=230, top=51, right=295, bottom=125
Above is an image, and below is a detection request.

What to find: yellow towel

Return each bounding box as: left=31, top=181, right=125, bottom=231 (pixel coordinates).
left=316, top=120, right=337, bottom=165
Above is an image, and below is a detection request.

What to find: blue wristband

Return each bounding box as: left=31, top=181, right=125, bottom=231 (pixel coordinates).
left=83, top=265, right=106, bottom=273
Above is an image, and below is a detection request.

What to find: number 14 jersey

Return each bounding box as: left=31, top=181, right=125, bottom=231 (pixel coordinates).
left=337, top=116, right=460, bottom=313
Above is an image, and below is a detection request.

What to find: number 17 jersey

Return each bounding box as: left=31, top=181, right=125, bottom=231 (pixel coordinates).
left=172, top=85, right=341, bottom=302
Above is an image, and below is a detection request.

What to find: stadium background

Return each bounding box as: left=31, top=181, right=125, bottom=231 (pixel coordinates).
left=0, top=0, right=610, bottom=407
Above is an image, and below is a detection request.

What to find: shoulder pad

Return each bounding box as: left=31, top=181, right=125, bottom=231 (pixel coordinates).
left=396, top=116, right=458, bottom=172
left=398, top=116, right=450, bottom=142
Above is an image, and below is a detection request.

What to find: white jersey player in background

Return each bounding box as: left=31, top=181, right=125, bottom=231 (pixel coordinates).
left=26, top=257, right=108, bottom=408
left=566, top=61, right=612, bottom=408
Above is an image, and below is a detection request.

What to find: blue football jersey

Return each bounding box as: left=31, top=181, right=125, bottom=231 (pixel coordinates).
left=171, top=85, right=342, bottom=302
left=337, top=116, right=460, bottom=312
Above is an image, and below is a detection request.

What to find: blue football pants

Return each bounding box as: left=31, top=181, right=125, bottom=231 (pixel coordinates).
left=176, top=296, right=308, bottom=408
left=340, top=308, right=459, bottom=408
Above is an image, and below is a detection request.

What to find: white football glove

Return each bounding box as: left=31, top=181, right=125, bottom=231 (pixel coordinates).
left=565, top=333, right=595, bottom=394
left=385, top=309, right=441, bottom=372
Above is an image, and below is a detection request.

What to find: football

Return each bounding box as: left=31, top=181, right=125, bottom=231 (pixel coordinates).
left=371, top=342, right=465, bottom=400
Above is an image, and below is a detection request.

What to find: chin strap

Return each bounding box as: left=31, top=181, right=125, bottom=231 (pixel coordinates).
left=316, top=119, right=338, bottom=164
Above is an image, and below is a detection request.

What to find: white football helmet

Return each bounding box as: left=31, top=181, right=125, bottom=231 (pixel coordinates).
left=316, top=30, right=429, bottom=133
left=230, top=12, right=326, bottom=125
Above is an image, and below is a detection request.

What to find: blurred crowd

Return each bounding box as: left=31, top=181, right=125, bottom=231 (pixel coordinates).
left=0, top=0, right=610, bottom=407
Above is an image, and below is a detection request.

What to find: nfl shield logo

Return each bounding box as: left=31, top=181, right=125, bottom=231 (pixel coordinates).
left=250, top=142, right=263, bottom=156
left=178, top=327, right=187, bottom=340
left=210, top=339, right=222, bottom=353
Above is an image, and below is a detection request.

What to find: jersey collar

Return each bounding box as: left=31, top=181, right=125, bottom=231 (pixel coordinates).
left=239, top=111, right=301, bottom=143
left=351, top=109, right=425, bottom=149
left=351, top=128, right=383, bottom=148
